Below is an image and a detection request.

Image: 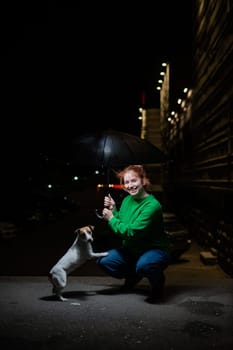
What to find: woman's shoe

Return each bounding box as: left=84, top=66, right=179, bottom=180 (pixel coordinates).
left=145, top=283, right=165, bottom=303
left=121, top=276, right=142, bottom=292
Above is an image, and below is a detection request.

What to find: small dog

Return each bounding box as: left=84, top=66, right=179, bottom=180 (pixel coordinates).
left=48, top=225, right=108, bottom=301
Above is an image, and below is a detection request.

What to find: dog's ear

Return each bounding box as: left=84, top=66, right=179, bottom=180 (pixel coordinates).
left=88, top=225, right=95, bottom=232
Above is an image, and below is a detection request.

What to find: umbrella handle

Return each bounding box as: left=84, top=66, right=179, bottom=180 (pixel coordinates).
left=95, top=192, right=113, bottom=219
left=95, top=209, right=104, bottom=220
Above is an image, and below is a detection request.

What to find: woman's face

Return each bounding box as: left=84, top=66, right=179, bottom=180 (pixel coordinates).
left=123, top=170, right=144, bottom=197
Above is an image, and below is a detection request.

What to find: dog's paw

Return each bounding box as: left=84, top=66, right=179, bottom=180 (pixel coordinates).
left=54, top=294, right=68, bottom=302
left=101, top=252, right=109, bottom=256
left=92, top=251, right=109, bottom=258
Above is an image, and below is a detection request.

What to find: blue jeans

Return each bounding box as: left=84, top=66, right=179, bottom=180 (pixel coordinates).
left=97, top=246, right=170, bottom=289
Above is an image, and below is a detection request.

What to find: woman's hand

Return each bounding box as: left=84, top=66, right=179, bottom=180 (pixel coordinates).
left=102, top=208, right=114, bottom=221
left=104, top=193, right=116, bottom=210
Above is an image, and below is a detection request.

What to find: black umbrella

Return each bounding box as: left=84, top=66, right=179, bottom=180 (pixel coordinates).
left=71, top=129, right=166, bottom=170
left=71, top=129, right=167, bottom=219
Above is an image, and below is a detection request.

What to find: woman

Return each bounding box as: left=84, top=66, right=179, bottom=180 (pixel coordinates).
left=97, top=165, right=170, bottom=303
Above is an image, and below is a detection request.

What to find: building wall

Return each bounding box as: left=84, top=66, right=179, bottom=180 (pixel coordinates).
left=140, top=107, right=165, bottom=202
left=164, top=0, right=233, bottom=276
left=141, top=108, right=162, bottom=149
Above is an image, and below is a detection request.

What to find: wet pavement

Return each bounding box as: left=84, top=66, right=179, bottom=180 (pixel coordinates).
left=0, top=199, right=233, bottom=349
left=0, top=270, right=232, bottom=350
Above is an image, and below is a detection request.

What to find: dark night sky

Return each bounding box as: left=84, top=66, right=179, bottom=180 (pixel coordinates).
left=2, top=1, right=193, bottom=159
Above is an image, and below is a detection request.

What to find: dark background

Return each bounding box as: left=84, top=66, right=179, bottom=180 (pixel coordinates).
left=1, top=1, right=193, bottom=224
left=2, top=1, right=193, bottom=151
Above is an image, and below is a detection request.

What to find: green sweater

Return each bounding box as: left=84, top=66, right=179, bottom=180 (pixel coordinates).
left=108, top=194, right=170, bottom=256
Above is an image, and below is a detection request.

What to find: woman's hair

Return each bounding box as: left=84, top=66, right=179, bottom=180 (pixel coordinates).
left=116, top=165, right=151, bottom=188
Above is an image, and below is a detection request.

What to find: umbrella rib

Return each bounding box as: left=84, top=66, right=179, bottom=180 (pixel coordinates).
left=101, top=135, right=108, bottom=168
left=122, top=138, right=138, bottom=164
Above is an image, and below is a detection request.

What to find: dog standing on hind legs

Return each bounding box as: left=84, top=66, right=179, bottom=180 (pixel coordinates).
left=48, top=225, right=108, bottom=301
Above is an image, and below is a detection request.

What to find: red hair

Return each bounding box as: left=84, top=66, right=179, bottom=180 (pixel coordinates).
left=116, top=165, right=150, bottom=188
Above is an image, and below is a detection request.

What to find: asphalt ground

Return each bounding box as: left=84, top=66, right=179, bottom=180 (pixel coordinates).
left=1, top=235, right=233, bottom=349
left=0, top=192, right=233, bottom=349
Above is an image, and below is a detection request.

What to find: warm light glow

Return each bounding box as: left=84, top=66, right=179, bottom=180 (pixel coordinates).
left=181, top=101, right=186, bottom=108
left=97, top=184, right=124, bottom=189
left=187, top=89, right=193, bottom=98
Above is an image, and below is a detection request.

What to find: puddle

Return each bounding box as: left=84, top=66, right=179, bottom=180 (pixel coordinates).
left=183, top=320, right=221, bottom=338
left=179, top=299, right=224, bottom=316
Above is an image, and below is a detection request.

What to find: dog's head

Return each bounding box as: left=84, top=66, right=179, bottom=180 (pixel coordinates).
left=75, top=225, right=95, bottom=242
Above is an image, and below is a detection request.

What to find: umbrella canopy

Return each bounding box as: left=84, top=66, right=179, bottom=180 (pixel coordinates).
left=71, top=129, right=167, bottom=219
left=71, top=129, right=166, bottom=169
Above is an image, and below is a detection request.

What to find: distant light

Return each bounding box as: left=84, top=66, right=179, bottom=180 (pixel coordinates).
left=160, top=72, right=165, bottom=76
left=95, top=170, right=100, bottom=175
left=156, top=86, right=161, bottom=90
left=97, top=184, right=124, bottom=189
left=187, top=89, right=193, bottom=98
left=111, top=184, right=124, bottom=189
left=177, top=98, right=182, bottom=104
left=158, top=79, right=163, bottom=84
left=183, top=87, right=188, bottom=93
left=162, top=62, right=167, bottom=67
left=48, top=184, right=52, bottom=189
left=181, top=101, right=186, bottom=108
left=73, top=176, right=79, bottom=181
